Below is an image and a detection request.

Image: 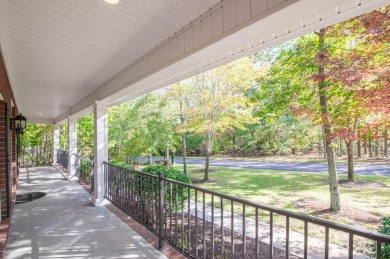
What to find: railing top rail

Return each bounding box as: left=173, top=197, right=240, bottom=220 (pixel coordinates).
left=104, top=162, right=159, bottom=179
left=104, top=161, right=390, bottom=243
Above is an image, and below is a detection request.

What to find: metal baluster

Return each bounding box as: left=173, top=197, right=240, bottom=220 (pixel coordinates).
left=181, top=186, right=184, bottom=251
left=211, top=195, right=215, bottom=259
left=270, top=212, right=273, bottom=258
left=158, top=171, right=164, bottom=250
left=144, top=174, right=147, bottom=224
left=145, top=176, right=149, bottom=228
left=136, top=173, right=140, bottom=216
left=349, top=233, right=353, bottom=259
left=325, top=227, right=329, bottom=259
left=376, top=241, right=382, bottom=259
left=175, top=184, right=178, bottom=245
left=286, top=216, right=290, bottom=259
left=121, top=171, right=124, bottom=209
left=304, top=221, right=308, bottom=259
left=243, top=204, right=246, bottom=259
left=255, top=208, right=259, bottom=259
left=170, top=182, right=173, bottom=240
left=141, top=175, right=146, bottom=222
left=164, top=182, right=167, bottom=238
left=203, top=192, right=206, bottom=259
left=145, top=176, right=149, bottom=226
left=131, top=173, right=134, bottom=215
left=231, top=201, right=234, bottom=259
left=140, top=174, right=143, bottom=221
left=221, top=198, right=224, bottom=258
left=155, top=177, right=159, bottom=232
left=195, top=189, right=198, bottom=258
left=188, top=188, right=191, bottom=256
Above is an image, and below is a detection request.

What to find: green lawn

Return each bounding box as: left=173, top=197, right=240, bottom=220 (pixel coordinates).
left=181, top=164, right=390, bottom=231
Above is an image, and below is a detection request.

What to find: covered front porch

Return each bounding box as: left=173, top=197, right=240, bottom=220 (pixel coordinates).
left=6, top=166, right=168, bottom=259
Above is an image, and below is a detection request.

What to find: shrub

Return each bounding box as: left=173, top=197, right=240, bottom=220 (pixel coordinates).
left=142, top=165, right=191, bottom=211
left=110, top=160, right=134, bottom=170
left=79, top=158, right=93, bottom=182
left=370, top=217, right=390, bottom=258
left=141, top=165, right=191, bottom=184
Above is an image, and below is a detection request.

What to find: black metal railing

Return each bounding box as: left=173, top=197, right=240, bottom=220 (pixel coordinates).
left=56, top=149, right=68, bottom=169
left=103, top=162, right=389, bottom=259
left=76, top=155, right=94, bottom=193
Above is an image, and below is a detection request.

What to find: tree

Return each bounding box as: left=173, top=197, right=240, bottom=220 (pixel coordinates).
left=184, top=58, right=257, bottom=180
left=251, top=7, right=389, bottom=211
left=108, top=93, right=178, bottom=164
left=166, top=82, right=193, bottom=174
left=77, top=114, right=94, bottom=157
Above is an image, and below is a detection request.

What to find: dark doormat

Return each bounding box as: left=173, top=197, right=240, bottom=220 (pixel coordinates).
left=16, top=192, right=46, bottom=204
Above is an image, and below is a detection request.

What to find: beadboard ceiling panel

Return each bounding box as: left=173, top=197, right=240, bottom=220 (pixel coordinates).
left=0, top=0, right=222, bottom=122
left=0, top=0, right=388, bottom=124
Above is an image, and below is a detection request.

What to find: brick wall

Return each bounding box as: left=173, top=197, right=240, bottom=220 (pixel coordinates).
left=0, top=102, right=7, bottom=219
left=0, top=50, right=17, bottom=107
left=0, top=49, right=18, bottom=220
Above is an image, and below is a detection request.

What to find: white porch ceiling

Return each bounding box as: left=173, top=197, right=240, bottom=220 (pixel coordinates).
left=0, top=0, right=388, bottom=124
left=0, top=0, right=221, bottom=122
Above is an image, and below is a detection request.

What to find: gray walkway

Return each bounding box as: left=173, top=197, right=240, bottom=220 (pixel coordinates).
left=5, top=166, right=167, bottom=259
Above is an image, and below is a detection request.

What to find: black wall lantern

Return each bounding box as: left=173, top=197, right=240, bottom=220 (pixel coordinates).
left=12, top=113, right=27, bottom=134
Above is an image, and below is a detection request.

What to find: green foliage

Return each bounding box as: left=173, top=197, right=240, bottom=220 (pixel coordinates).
left=20, top=124, right=53, bottom=166
left=108, top=93, right=179, bottom=163
left=141, top=165, right=191, bottom=185
left=110, top=160, right=134, bottom=170
left=79, top=157, right=93, bottom=183
left=77, top=115, right=94, bottom=157
left=142, top=165, right=191, bottom=211
left=370, top=217, right=390, bottom=259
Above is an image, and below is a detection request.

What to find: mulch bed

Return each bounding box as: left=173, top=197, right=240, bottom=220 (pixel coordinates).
left=164, top=213, right=300, bottom=259
left=321, top=179, right=387, bottom=188
left=295, top=199, right=381, bottom=224
left=79, top=181, right=93, bottom=194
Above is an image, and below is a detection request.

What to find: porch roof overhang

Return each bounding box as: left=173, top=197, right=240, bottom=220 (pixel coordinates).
left=0, top=0, right=388, bottom=124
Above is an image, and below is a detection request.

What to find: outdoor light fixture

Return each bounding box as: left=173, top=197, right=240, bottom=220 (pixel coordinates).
left=104, top=0, right=120, bottom=4
left=12, top=113, right=27, bottom=134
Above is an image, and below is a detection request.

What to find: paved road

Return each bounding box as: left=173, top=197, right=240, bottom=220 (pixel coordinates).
left=139, top=156, right=390, bottom=176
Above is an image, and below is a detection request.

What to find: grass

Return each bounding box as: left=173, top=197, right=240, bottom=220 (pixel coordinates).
left=180, top=164, right=390, bottom=230
left=174, top=164, right=389, bottom=253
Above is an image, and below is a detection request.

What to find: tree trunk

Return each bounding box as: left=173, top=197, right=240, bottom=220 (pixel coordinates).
left=369, top=140, right=373, bottom=158
left=384, top=129, right=388, bottom=160
left=317, top=28, right=340, bottom=211
left=182, top=133, right=187, bottom=174
left=357, top=140, right=361, bottom=158
left=166, top=147, right=169, bottom=161
left=147, top=154, right=151, bottom=164
left=345, top=140, right=354, bottom=181
left=363, top=140, right=367, bottom=155
left=322, top=126, right=327, bottom=159
left=375, top=130, right=379, bottom=157
left=204, top=131, right=212, bottom=181
left=232, top=131, right=236, bottom=157
left=318, top=125, right=322, bottom=157
left=180, top=98, right=188, bottom=174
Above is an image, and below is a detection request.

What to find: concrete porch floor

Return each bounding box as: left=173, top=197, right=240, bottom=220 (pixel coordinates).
left=5, top=166, right=167, bottom=259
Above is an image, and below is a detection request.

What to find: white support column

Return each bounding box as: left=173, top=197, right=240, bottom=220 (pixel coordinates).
left=92, top=101, right=108, bottom=206
left=53, top=124, right=60, bottom=164
left=68, top=116, right=77, bottom=179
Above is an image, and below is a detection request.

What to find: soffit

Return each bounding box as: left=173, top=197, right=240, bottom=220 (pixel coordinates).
left=0, top=0, right=221, bottom=121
